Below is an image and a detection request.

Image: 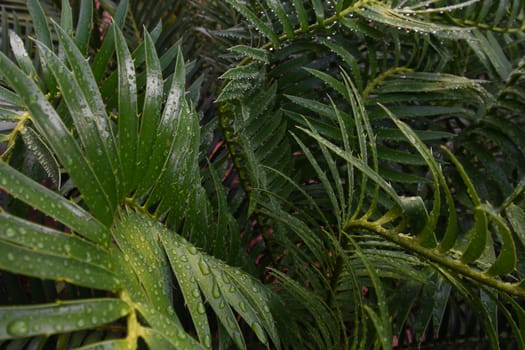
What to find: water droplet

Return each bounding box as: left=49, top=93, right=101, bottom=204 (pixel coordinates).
left=203, top=334, right=212, bottom=348
left=212, top=282, right=221, bottom=298
left=187, top=246, right=198, bottom=255
left=7, top=320, right=29, bottom=336
left=7, top=253, right=14, bottom=261
left=6, top=228, right=15, bottom=237
left=77, top=319, right=85, bottom=327
left=239, top=302, right=247, bottom=312
left=192, top=288, right=200, bottom=298
left=197, top=302, right=206, bottom=314
left=198, top=258, right=211, bottom=275
left=177, top=329, right=187, bottom=339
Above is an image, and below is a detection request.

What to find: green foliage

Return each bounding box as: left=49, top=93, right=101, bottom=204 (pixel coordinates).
left=1, top=0, right=525, bottom=349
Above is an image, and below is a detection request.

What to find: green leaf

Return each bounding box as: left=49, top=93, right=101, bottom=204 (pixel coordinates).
left=265, top=0, right=294, bottom=38
left=111, top=212, right=175, bottom=319
left=483, top=206, right=517, bottom=276
left=348, top=236, right=392, bottom=350
left=8, top=31, right=38, bottom=84
left=229, top=45, right=269, bottom=63
left=224, top=0, right=280, bottom=47
left=20, top=126, right=61, bottom=189
left=159, top=220, right=279, bottom=349
left=292, top=0, right=308, bottom=31
left=0, top=161, right=109, bottom=244
left=0, top=240, right=119, bottom=290
left=92, top=0, right=129, bottom=81
left=506, top=204, right=525, bottom=246
left=0, top=299, right=128, bottom=340
left=114, top=24, right=139, bottom=194
left=297, top=126, right=402, bottom=208
left=137, top=304, right=206, bottom=350
left=0, top=211, right=112, bottom=272
left=26, top=0, right=52, bottom=49
left=36, top=40, right=118, bottom=210
left=441, top=147, right=488, bottom=263
left=136, top=30, right=163, bottom=177
left=0, top=52, right=114, bottom=226
left=74, top=339, right=131, bottom=350
left=74, top=0, right=93, bottom=55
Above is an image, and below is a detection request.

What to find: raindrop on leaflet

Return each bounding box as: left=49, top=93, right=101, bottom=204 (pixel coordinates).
left=197, top=303, right=206, bottom=314
left=198, top=258, right=211, bottom=275
left=6, top=227, right=15, bottom=237
left=212, top=282, right=221, bottom=298
left=203, top=334, right=212, bottom=348
left=7, top=320, right=29, bottom=336
left=239, top=302, right=247, bottom=313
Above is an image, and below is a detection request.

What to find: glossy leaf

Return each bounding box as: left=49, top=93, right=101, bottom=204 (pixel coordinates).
left=0, top=299, right=128, bottom=340
left=114, top=24, right=138, bottom=193
left=0, top=52, right=114, bottom=225
left=0, top=161, right=109, bottom=244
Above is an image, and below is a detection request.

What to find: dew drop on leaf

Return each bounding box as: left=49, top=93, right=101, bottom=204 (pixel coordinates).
left=198, top=258, right=211, bottom=275
left=239, top=302, right=247, bottom=313
left=7, top=320, right=29, bottom=336
left=212, top=282, right=221, bottom=298
left=197, top=302, right=206, bottom=314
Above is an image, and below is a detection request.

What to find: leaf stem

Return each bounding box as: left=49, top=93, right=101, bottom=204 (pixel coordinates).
left=346, top=218, right=525, bottom=298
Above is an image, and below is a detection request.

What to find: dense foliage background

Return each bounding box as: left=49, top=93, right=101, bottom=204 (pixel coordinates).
left=1, top=0, right=525, bottom=349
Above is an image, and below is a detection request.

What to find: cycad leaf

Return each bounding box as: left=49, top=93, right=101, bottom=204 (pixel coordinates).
left=357, top=3, right=469, bottom=39
left=0, top=211, right=112, bottom=272
left=0, top=299, right=129, bottom=340
left=292, top=0, right=308, bottom=30
left=483, top=206, right=517, bottom=276
left=0, top=240, right=119, bottom=290
left=0, top=161, right=109, bottom=244
left=0, top=52, right=114, bottom=226
left=74, top=339, right=131, bottom=350
left=297, top=126, right=402, bottom=208
left=441, top=147, right=488, bottom=263
left=74, top=0, right=93, bottom=55
left=265, top=0, right=294, bottom=38
left=26, top=0, right=52, bottom=48
left=92, top=0, right=128, bottom=81
left=224, top=0, right=280, bottom=47
left=137, top=30, right=162, bottom=175
left=506, top=204, right=525, bottom=246
left=138, top=49, right=185, bottom=197
left=36, top=41, right=118, bottom=209
left=20, top=126, right=61, bottom=189
left=111, top=212, right=175, bottom=319
left=229, top=45, right=269, bottom=63
left=137, top=304, right=206, bottom=349
left=8, top=30, right=38, bottom=84
left=348, top=236, right=392, bottom=350
left=160, top=227, right=279, bottom=349
left=114, top=24, right=138, bottom=194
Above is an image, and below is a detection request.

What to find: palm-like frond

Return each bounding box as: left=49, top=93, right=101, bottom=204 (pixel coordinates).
left=0, top=3, right=278, bottom=349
